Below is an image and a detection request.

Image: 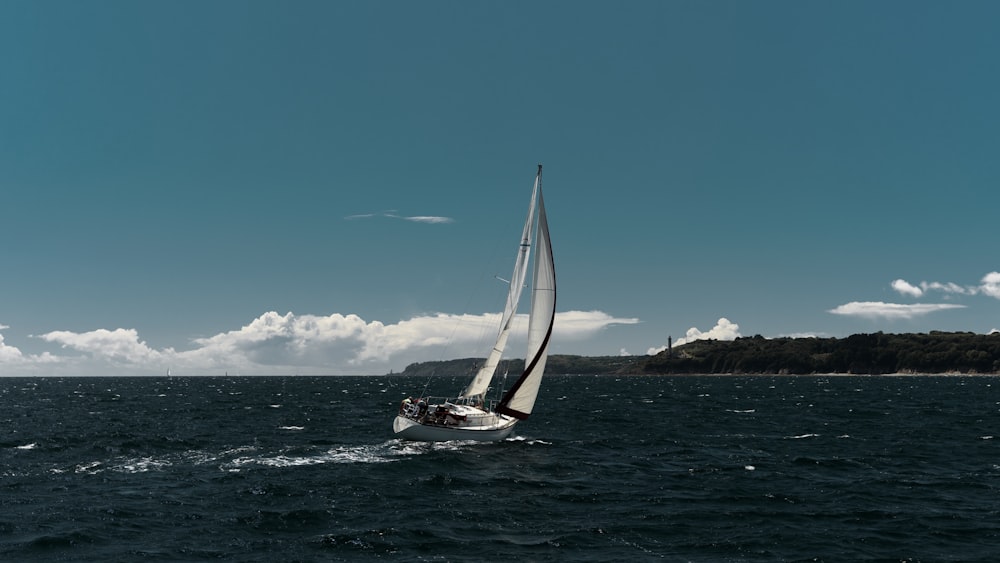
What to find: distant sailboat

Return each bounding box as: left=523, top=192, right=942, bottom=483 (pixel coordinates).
left=392, top=165, right=556, bottom=441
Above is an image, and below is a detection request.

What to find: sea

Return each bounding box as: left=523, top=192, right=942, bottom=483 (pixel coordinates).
left=2, top=374, right=999, bottom=562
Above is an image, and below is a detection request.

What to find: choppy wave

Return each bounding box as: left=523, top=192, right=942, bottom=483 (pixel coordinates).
left=3, top=374, right=1000, bottom=561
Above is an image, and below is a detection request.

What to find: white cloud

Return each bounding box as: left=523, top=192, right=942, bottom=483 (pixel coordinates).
left=891, top=279, right=923, bottom=298
left=980, top=272, right=1000, bottom=299
left=186, top=309, right=637, bottom=368
left=778, top=332, right=823, bottom=339
left=402, top=215, right=454, bottom=224
left=892, top=272, right=1000, bottom=299
left=648, top=317, right=741, bottom=354
left=345, top=211, right=454, bottom=224
left=923, top=281, right=972, bottom=295
left=3, top=309, right=638, bottom=376
left=37, top=328, right=168, bottom=363
left=0, top=325, right=60, bottom=368
left=0, top=330, right=25, bottom=363
left=548, top=310, right=639, bottom=338
left=828, top=301, right=965, bottom=320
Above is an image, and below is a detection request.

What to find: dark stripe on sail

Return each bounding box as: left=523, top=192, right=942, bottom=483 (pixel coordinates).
left=496, top=296, right=556, bottom=420
left=496, top=405, right=530, bottom=420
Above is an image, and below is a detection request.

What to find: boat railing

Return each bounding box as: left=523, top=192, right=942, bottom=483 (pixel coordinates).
left=397, top=395, right=497, bottom=423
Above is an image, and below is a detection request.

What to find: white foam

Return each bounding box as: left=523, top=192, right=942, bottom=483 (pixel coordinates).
left=113, top=456, right=172, bottom=473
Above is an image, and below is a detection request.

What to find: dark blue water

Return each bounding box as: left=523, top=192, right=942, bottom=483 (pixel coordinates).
left=2, top=375, right=999, bottom=561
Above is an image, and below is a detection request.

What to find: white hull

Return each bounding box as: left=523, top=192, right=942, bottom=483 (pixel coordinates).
left=393, top=414, right=517, bottom=442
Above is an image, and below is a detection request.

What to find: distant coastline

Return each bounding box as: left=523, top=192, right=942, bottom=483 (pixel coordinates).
left=393, top=331, right=1000, bottom=377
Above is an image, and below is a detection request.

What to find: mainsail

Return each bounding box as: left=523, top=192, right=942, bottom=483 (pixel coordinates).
left=461, top=169, right=540, bottom=399
left=497, top=175, right=555, bottom=419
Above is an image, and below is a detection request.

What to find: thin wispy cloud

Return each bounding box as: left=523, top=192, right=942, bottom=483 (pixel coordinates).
left=828, top=302, right=966, bottom=320
left=832, top=271, right=999, bottom=321
left=401, top=215, right=453, bottom=224
left=345, top=211, right=454, bottom=224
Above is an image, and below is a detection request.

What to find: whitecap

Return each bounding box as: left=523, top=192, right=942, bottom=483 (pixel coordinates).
left=113, top=456, right=172, bottom=473
left=218, top=441, right=413, bottom=470
left=256, top=455, right=327, bottom=467
left=279, top=426, right=305, bottom=431
left=787, top=433, right=820, bottom=439
left=16, top=443, right=37, bottom=450
left=75, top=461, right=104, bottom=474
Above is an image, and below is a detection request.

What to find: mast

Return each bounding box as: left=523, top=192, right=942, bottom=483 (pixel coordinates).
left=461, top=167, right=541, bottom=399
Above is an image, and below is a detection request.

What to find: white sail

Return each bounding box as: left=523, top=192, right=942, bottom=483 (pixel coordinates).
left=461, top=172, right=540, bottom=399
left=497, top=170, right=555, bottom=419
left=393, top=164, right=554, bottom=442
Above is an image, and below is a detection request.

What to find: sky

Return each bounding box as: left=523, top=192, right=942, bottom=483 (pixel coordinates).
left=2, top=1, right=999, bottom=376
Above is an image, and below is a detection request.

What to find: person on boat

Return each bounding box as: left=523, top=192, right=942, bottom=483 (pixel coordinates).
left=399, top=397, right=412, bottom=415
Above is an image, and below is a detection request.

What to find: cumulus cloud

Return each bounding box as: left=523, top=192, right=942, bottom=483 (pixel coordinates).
left=0, top=325, right=59, bottom=368
left=37, top=328, right=168, bottom=364
left=0, top=328, right=25, bottom=363
left=2, top=309, right=637, bottom=376
left=891, top=279, right=923, bottom=298
left=980, top=272, right=1000, bottom=299
left=828, top=301, right=965, bottom=320
left=187, top=309, right=638, bottom=369
left=648, top=318, right=741, bottom=354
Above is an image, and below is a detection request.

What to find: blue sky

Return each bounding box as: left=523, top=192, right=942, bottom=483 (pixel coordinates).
left=2, top=1, right=999, bottom=376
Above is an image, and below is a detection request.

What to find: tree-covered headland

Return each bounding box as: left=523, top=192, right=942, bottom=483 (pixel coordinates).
left=394, top=332, right=1000, bottom=376
left=637, top=331, right=1000, bottom=375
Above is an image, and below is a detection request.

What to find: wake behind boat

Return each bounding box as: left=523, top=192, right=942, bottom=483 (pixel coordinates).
left=392, top=165, right=556, bottom=442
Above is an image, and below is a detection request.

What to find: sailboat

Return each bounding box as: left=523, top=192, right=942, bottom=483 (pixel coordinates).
left=392, top=165, right=556, bottom=442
